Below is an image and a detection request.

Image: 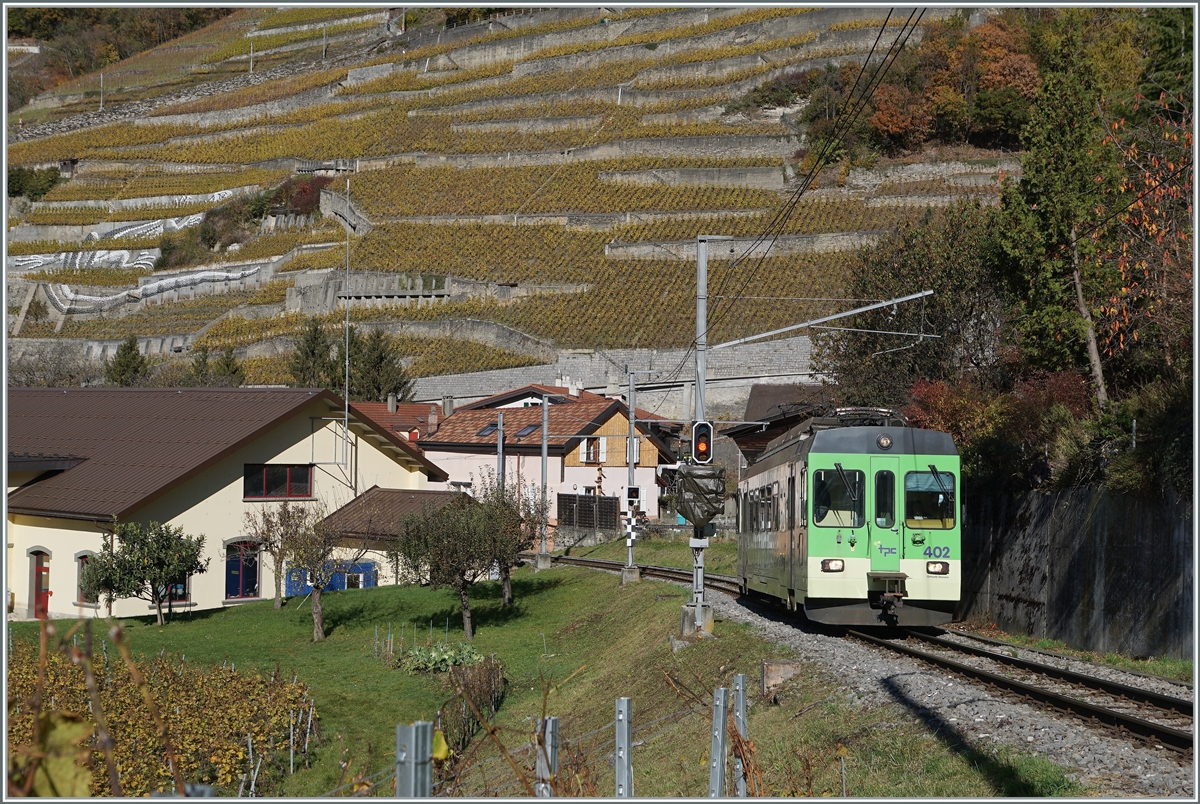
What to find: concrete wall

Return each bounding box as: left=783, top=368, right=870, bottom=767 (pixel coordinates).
left=29, top=185, right=260, bottom=211
left=598, top=167, right=788, bottom=190
left=959, top=488, right=1192, bottom=659
left=604, top=231, right=882, bottom=260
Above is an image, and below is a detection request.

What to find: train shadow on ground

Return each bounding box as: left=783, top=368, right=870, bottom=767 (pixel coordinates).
left=722, top=595, right=1071, bottom=796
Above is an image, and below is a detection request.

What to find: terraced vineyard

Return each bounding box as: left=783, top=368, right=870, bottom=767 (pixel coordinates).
left=7, top=6, right=1012, bottom=386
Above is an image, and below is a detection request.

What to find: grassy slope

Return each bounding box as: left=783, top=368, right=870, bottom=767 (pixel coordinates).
left=10, top=565, right=1080, bottom=796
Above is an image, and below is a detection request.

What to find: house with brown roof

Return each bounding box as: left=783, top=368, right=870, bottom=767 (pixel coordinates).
left=6, top=388, right=448, bottom=621
left=380, top=384, right=676, bottom=537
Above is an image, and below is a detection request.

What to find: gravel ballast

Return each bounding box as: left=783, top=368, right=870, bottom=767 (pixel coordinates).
left=709, top=592, right=1195, bottom=797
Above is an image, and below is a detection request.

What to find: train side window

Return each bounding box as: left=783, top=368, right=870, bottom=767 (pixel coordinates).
left=787, top=475, right=795, bottom=531
left=905, top=471, right=956, bottom=529
left=874, top=470, right=895, bottom=528
left=812, top=468, right=865, bottom=528
left=799, top=471, right=807, bottom=527
left=773, top=482, right=781, bottom=530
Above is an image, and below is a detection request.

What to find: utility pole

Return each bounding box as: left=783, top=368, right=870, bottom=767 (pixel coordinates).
left=99, top=72, right=103, bottom=112
left=536, top=394, right=552, bottom=570
left=686, top=235, right=730, bottom=634
left=343, top=178, right=351, bottom=466
left=249, top=41, right=254, bottom=74
left=620, top=370, right=641, bottom=585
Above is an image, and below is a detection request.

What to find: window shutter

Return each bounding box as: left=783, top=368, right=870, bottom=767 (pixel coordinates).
left=598, top=437, right=607, bottom=463
left=628, top=436, right=640, bottom=465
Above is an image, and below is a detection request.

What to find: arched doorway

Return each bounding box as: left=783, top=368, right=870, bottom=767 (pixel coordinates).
left=31, top=551, right=50, bottom=618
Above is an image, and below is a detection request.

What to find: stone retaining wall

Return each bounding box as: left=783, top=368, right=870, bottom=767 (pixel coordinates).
left=960, top=487, right=1192, bottom=660
left=8, top=213, right=204, bottom=244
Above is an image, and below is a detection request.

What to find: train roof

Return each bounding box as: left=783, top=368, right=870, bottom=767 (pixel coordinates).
left=743, top=411, right=956, bottom=481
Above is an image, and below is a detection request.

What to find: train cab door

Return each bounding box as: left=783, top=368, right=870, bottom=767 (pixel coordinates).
left=868, top=457, right=901, bottom=572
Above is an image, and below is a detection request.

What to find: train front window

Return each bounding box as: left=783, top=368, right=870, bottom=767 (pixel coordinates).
left=812, top=468, right=864, bottom=528
left=904, top=471, right=956, bottom=528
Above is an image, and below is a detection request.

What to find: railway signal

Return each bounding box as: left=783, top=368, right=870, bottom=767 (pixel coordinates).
left=692, top=420, right=713, bottom=464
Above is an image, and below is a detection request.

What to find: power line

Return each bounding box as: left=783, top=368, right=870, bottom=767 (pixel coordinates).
left=705, top=9, right=925, bottom=342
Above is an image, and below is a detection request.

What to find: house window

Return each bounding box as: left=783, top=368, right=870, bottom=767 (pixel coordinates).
left=166, top=577, right=190, bottom=604
left=77, top=554, right=98, bottom=605
left=582, top=437, right=605, bottom=464
left=243, top=464, right=312, bottom=499
left=225, top=541, right=260, bottom=600
left=346, top=572, right=362, bottom=590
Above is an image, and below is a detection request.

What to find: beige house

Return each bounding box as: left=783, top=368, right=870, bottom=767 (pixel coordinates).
left=6, top=387, right=447, bottom=621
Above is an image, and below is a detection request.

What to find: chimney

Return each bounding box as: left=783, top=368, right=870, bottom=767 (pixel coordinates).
left=442, top=394, right=454, bottom=417
left=569, top=381, right=578, bottom=397
left=429, top=404, right=439, bottom=435
left=387, top=392, right=397, bottom=414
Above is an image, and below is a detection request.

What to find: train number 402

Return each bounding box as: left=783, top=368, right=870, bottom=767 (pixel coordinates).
left=923, top=546, right=951, bottom=559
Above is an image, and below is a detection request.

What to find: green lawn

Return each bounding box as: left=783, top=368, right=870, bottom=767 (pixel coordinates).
left=10, top=566, right=1081, bottom=796
left=565, top=530, right=740, bottom=576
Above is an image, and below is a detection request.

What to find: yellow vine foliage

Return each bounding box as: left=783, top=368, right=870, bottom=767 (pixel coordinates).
left=7, top=640, right=315, bottom=796
left=42, top=169, right=288, bottom=203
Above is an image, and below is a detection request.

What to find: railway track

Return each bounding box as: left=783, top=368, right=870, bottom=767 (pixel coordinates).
left=848, top=628, right=1194, bottom=754
left=531, top=552, right=1193, bottom=755
left=526, top=553, right=742, bottom=595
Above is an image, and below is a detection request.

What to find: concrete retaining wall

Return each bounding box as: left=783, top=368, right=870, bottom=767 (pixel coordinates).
left=8, top=213, right=204, bottom=244
left=598, top=167, right=788, bottom=190
left=604, top=231, right=882, bottom=260
left=29, top=185, right=259, bottom=211
left=450, top=115, right=602, bottom=134
left=959, top=488, right=1192, bottom=659
left=7, top=248, right=161, bottom=276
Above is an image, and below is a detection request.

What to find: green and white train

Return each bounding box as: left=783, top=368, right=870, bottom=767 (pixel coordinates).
left=737, top=408, right=961, bottom=626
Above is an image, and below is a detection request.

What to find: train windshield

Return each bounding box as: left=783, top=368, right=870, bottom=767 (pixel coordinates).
left=812, top=468, right=864, bottom=528
left=904, top=471, right=956, bottom=528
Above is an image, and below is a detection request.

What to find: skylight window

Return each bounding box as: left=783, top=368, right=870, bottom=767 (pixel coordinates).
left=515, top=424, right=539, bottom=438
left=477, top=422, right=498, bottom=437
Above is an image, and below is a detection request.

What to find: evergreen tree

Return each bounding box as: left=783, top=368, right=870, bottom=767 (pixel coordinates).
left=212, top=347, right=245, bottom=387
left=353, top=328, right=414, bottom=403
left=288, top=318, right=335, bottom=388
left=189, top=345, right=211, bottom=385
left=996, top=24, right=1121, bottom=409
left=104, top=336, right=149, bottom=387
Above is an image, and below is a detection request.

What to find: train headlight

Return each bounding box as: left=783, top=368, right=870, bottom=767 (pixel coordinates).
left=926, top=561, right=950, bottom=575
left=821, top=559, right=844, bottom=572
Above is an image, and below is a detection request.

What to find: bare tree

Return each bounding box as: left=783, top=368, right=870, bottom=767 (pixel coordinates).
left=287, top=502, right=375, bottom=642
left=242, top=501, right=321, bottom=609
left=8, top=341, right=103, bottom=387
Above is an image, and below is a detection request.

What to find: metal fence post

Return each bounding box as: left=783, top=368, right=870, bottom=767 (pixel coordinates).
left=708, top=688, right=728, bottom=797
left=733, top=674, right=747, bottom=797
left=535, top=716, right=559, bottom=797
left=396, top=720, right=432, bottom=797
left=615, top=698, right=633, bottom=797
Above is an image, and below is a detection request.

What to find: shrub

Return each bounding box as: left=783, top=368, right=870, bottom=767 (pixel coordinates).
left=399, top=642, right=483, bottom=674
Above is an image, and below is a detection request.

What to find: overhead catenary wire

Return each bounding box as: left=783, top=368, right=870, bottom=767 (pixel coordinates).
left=704, top=9, right=926, bottom=344
left=643, top=10, right=923, bottom=405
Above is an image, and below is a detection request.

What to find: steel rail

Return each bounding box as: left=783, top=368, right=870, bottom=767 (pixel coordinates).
left=908, top=631, right=1193, bottom=716
left=530, top=554, right=741, bottom=595
left=847, top=629, right=1193, bottom=753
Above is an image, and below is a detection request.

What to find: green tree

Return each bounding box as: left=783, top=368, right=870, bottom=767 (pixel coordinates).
left=996, top=23, right=1121, bottom=409
left=81, top=521, right=210, bottom=626
left=397, top=494, right=488, bottom=640
left=212, top=347, right=245, bottom=387
left=288, top=318, right=335, bottom=388
left=351, top=328, right=414, bottom=403
left=285, top=503, right=373, bottom=642
left=104, top=336, right=150, bottom=387
left=473, top=468, right=547, bottom=608
left=188, top=345, right=211, bottom=385
left=813, top=201, right=1006, bottom=407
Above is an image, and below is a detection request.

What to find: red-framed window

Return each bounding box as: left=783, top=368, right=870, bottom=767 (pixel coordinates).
left=243, top=464, right=313, bottom=499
